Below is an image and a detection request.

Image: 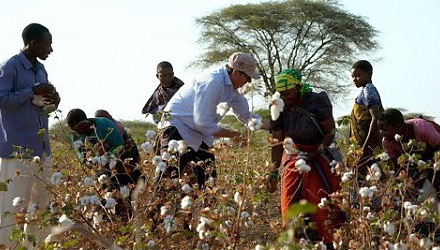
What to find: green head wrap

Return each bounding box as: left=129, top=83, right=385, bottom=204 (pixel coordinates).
left=275, top=68, right=312, bottom=97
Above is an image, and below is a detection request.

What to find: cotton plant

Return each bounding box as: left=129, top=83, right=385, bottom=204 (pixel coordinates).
left=366, top=163, right=382, bottom=182
left=181, top=195, right=194, bottom=210
left=145, top=130, right=157, bottom=141
left=51, top=171, right=63, bottom=186
left=295, top=159, right=311, bottom=174
left=269, top=92, right=284, bottom=121
left=283, top=137, right=295, bottom=155
left=163, top=215, right=176, bottom=234
left=196, top=216, right=212, bottom=240
left=141, top=141, right=154, bottom=153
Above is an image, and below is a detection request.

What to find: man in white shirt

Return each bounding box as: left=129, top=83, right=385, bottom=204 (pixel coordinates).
left=158, top=52, right=261, bottom=188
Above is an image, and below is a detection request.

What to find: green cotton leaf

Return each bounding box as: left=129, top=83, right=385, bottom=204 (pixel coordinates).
left=285, top=200, right=317, bottom=220
left=0, top=182, right=7, bottom=192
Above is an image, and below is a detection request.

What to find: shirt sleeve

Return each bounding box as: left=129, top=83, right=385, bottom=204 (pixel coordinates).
left=362, top=83, right=381, bottom=107
left=229, top=94, right=251, bottom=124
left=315, top=92, right=333, bottom=122
left=193, top=79, right=222, bottom=135
left=0, top=61, right=33, bottom=107
left=414, top=120, right=440, bottom=147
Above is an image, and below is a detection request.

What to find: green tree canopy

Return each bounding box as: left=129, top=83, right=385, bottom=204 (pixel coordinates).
left=194, top=0, right=379, bottom=100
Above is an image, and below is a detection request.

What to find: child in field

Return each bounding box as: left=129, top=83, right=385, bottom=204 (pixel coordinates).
left=349, top=60, right=384, bottom=168
left=141, top=61, right=185, bottom=123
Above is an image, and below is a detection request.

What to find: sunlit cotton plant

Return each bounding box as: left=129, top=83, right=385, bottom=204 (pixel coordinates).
left=269, top=92, right=284, bottom=121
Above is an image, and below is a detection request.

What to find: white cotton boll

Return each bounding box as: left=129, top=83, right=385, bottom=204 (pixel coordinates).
left=314, top=242, right=327, bottom=250
left=394, top=134, right=402, bottom=141
left=168, top=140, right=179, bottom=153
left=163, top=215, right=175, bottom=234
left=100, top=155, right=108, bottom=165
left=13, top=197, right=24, bottom=207
left=89, top=156, right=100, bottom=165
left=431, top=246, right=440, bottom=250
left=241, top=211, right=250, bottom=218
left=419, top=238, right=432, bottom=249
left=417, top=160, right=426, bottom=166
left=98, top=174, right=109, bottom=184
left=155, top=162, right=168, bottom=175
left=120, top=186, right=130, bottom=198
left=341, top=172, right=353, bottom=182
left=234, top=191, right=243, bottom=205
left=141, top=141, right=154, bottom=153
left=366, top=163, right=382, bottom=181
left=270, top=105, right=281, bottom=121
left=160, top=205, right=170, bottom=216
left=201, top=243, right=210, bottom=250
left=208, top=176, right=215, bottom=187
left=84, top=177, right=94, bottom=187
left=147, top=240, right=156, bottom=247
left=59, top=214, right=74, bottom=229
left=72, top=140, right=84, bottom=149
left=269, top=92, right=284, bottom=121
left=109, top=158, right=118, bottom=170
left=51, top=172, right=63, bottom=186
left=152, top=155, right=162, bottom=165
left=366, top=212, right=374, bottom=220
left=89, top=195, right=101, bottom=206
left=328, top=143, right=336, bottom=149
left=145, top=130, right=157, bottom=141
left=216, top=102, right=230, bottom=116
left=79, top=196, right=90, bottom=206
left=359, top=187, right=372, bottom=198
left=161, top=151, right=171, bottom=161
left=93, top=212, right=103, bottom=226
left=255, top=244, right=264, bottom=250
left=105, top=197, right=117, bottom=210
left=49, top=202, right=56, bottom=214
left=383, top=221, right=396, bottom=235
left=296, top=163, right=311, bottom=174
left=181, top=184, right=192, bottom=193
left=379, top=152, right=390, bottom=161
left=32, top=156, right=41, bottom=164
left=177, top=140, right=188, bottom=154
left=248, top=117, right=263, bottom=131
left=245, top=220, right=254, bottom=227
left=181, top=196, right=194, bottom=210
left=318, top=198, right=328, bottom=209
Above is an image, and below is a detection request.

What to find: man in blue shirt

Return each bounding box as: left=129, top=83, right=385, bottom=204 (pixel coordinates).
left=0, top=23, right=60, bottom=246
left=158, top=52, right=261, bottom=189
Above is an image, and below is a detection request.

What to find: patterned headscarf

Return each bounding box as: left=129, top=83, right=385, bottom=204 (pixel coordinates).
left=276, top=68, right=312, bottom=97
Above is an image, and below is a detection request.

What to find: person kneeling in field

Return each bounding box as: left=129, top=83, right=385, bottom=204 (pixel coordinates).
left=378, top=108, right=440, bottom=239
left=67, top=108, right=143, bottom=190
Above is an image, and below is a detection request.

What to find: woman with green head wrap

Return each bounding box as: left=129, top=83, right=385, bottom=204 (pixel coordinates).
left=268, top=68, right=345, bottom=248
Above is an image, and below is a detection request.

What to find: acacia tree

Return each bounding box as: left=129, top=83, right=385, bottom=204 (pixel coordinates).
left=194, top=0, right=378, bottom=99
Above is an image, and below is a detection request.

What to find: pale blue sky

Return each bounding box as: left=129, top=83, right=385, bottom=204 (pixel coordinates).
left=1, top=0, right=439, bottom=126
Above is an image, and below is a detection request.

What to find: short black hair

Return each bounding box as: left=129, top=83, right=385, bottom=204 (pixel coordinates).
left=157, top=61, right=173, bottom=71
left=66, top=108, right=87, bottom=127
left=352, top=60, right=373, bottom=75
left=94, top=109, right=111, bottom=118
left=22, top=23, right=50, bottom=45
left=378, top=108, right=404, bottom=126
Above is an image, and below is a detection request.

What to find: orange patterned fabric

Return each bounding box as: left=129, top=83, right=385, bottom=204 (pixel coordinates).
left=280, top=144, right=345, bottom=243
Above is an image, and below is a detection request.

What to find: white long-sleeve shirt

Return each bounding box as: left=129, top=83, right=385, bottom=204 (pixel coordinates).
left=164, top=67, right=252, bottom=151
